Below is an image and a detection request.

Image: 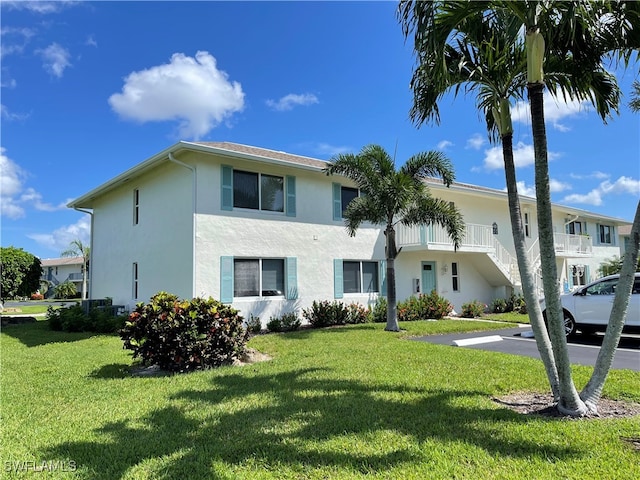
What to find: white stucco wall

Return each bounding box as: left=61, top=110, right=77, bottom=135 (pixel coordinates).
left=89, top=162, right=193, bottom=309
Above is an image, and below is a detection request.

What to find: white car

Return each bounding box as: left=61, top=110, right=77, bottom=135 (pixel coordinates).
left=541, top=273, right=640, bottom=337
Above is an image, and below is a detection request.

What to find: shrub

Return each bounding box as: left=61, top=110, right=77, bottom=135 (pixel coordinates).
left=245, top=314, right=262, bottom=334
left=397, top=290, right=453, bottom=322
left=346, top=303, right=370, bottom=324
left=491, top=298, right=507, bottom=313
left=54, top=281, right=77, bottom=299
left=506, top=293, right=527, bottom=314
left=302, top=300, right=349, bottom=328
left=460, top=300, right=486, bottom=318
left=266, top=316, right=282, bottom=332
left=47, top=304, right=125, bottom=333
left=369, top=297, right=387, bottom=323
left=267, top=312, right=301, bottom=332
left=119, top=292, right=246, bottom=372
left=30, top=292, right=44, bottom=300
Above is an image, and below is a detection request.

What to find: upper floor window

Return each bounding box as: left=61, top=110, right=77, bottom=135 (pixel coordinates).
left=221, top=166, right=295, bottom=216
left=567, top=221, right=584, bottom=235
left=133, top=188, right=140, bottom=225
left=233, top=170, right=284, bottom=212
left=451, top=262, right=459, bottom=292
left=343, top=260, right=379, bottom=294
left=234, top=258, right=284, bottom=297
left=524, top=212, right=530, bottom=237
left=333, top=183, right=359, bottom=220
left=599, top=224, right=613, bottom=244
left=132, top=262, right=139, bottom=299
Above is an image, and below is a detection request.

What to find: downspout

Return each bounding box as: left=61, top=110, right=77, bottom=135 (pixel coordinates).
left=73, top=207, right=93, bottom=300
left=168, top=152, right=197, bottom=297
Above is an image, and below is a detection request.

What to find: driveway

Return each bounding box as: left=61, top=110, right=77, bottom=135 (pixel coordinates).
left=411, top=326, right=640, bottom=371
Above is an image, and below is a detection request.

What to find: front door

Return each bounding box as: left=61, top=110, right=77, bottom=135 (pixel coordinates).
left=421, top=262, right=436, bottom=294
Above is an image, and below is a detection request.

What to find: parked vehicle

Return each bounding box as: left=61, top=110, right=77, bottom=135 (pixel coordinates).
left=541, top=273, right=640, bottom=337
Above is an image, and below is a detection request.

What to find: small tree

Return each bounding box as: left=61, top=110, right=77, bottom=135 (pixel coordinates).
left=61, top=239, right=90, bottom=299
left=55, top=281, right=77, bottom=299
left=0, top=247, right=42, bottom=300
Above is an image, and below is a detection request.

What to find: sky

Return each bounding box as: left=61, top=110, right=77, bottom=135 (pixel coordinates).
left=1, top=0, right=639, bottom=260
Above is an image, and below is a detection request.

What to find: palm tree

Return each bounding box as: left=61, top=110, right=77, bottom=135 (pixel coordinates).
left=61, top=239, right=90, bottom=300
left=324, top=144, right=464, bottom=332
left=630, top=81, right=640, bottom=113
left=399, top=0, right=637, bottom=416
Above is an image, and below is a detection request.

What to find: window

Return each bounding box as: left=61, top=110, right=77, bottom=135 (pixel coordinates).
left=233, top=258, right=284, bottom=297
left=599, top=224, right=613, bottom=244
left=333, top=183, right=359, bottom=220
left=571, top=265, right=587, bottom=287
left=567, top=221, right=583, bottom=235
left=343, top=261, right=379, bottom=294
left=232, top=170, right=284, bottom=212
left=341, top=187, right=358, bottom=217
left=451, top=262, right=459, bottom=292
left=524, top=212, right=530, bottom=237
left=132, top=262, right=139, bottom=299
left=585, top=278, right=617, bottom=295
left=133, top=189, right=139, bottom=225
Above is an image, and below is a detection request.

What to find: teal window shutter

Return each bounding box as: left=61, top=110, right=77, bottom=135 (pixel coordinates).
left=332, top=183, right=342, bottom=221
left=221, top=165, right=233, bottom=211
left=286, top=257, right=298, bottom=299
left=286, top=176, right=296, bottom=217
left=334, top=259, right=343, bottom=299
left=379, top=260, right=387, bottom=297
left=595, top=223, right=601, bottom=245
left=585, top=265, right=590, bottom=283
left=220, top=256, right=234, bottom=303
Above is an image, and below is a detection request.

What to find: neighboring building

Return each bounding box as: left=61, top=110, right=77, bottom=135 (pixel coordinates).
left=40, top=257, right=88, bottom=298
left=68, top=141, right=630, bottom=323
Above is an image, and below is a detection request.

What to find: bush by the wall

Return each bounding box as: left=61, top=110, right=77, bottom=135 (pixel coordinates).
left=245, top=314, right=262, bottom=334
left=267, top=312, right=301, bottom=333
left=369, top=297, right=387, bottom=323
left=460, top=300, right=486, bottom=318
left=302, top=300, right=348, bottom=328
left=30, top=292, right=44, bottom=300
left=397, top=290, right=453, bottom=322
left=506, top=293, right=527, bottom=314
left=47, top=304, right=126, bottom=333
left=119, top=292, right=246, bottom=372
left=490, top=298, right=507, bottom=313
left=346, top=303, right=370, bottom=324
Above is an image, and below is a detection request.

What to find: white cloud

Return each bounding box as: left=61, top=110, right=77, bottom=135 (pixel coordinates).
left=37, top=43, right=71, bottom=78
left=437, top=140, right=453, bottom=150
left=266, top=93, right=319, bottom=111
left=85, top=35, right=97, bottom=47
left=466, top=133, right=485, bottom=150
left=108, top=51, right=245, bottom=140
left=562, top=176, right=640, bottom=206
left=476, top=141, right=560, bottom=171
left=0, top=148, right=67, bottom=219
left=511, top=91, right=589, bottom=131
left=313, top=143, right=352, bottom=157
left=504, top=181, right=536, bottom=198
left=0, top=26, right=36, bottom=58
left=28, top=216, right=91, bottom=254
left=570, top=171, right=610, bottom=180
left=1, top=104, right=29, bottom=122
left=1, top=1, right=79, bottom=14
left=549, top=179, right=572, bottom=193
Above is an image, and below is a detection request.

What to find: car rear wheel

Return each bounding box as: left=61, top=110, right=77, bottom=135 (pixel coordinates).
left=563, top=311, right=576, bottom=337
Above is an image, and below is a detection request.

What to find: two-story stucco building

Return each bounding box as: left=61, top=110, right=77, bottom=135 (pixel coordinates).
left=68, top=141, right=630, bottom=323
left=40, top=257, right=88, bottom=298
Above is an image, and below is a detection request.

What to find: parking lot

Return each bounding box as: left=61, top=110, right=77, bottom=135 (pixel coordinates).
left=412, top=326, right=640, bottom=371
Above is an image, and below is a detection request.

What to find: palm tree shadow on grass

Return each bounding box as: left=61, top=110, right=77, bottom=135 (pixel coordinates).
left=44, top=367, right=581, bottom=478
left=1, top=321, right=98, bottom=347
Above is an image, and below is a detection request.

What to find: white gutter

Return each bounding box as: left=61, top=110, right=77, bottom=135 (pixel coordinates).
left=168, top=152, right=197, bottom=298
left=72, top=207, right=93, bottom=300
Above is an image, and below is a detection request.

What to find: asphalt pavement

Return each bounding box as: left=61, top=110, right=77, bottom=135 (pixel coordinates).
left=412, top=326, right=640, bottom=371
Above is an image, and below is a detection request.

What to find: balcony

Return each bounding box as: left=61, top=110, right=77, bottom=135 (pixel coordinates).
left=553, top=233, right=593, bottom=257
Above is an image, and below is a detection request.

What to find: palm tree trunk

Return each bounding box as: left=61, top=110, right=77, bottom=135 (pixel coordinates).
left=501, top=133, right=560, bottom=399
left=528, top=82, right=587, bottom=416
left=580, top=200, right=640, bottom=412
left=385, top=226, right=400, bottom=332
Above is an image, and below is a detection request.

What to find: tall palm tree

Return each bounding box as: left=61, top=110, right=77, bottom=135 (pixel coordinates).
left=61, top=239, right=90, bottom=300
left=399, top=0, right=636, bottom=416
left=324, top=144, right=464, bottom=332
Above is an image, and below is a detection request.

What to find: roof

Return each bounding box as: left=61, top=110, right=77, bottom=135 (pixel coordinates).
left=40, top=257, right=84, bottom=267
left=67, top=141, right=632, bottom=226
left=618, top=225, right=632, bottom=235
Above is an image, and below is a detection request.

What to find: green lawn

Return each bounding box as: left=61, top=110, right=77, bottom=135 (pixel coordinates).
left=1, top=301, right=78, bottom=316
left=1, top=320, right=638, bottom=479
left=483, top=312, right=530, bottom=324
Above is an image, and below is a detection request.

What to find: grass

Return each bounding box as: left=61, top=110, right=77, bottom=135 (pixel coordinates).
left=2, top=319, right=638, bottom=479
left=483, top=312, right=530, bottom=324
left=1, top=301, right=79, bottom=316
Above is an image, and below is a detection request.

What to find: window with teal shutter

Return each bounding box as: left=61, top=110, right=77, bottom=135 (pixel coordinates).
left=286, top=257, right=298, bottom=299
left=220, top=256, right=234, bottom=303
left=286, top=176, right=296, bottom=217
left=379, top=260, right=387, bottom=297
left=334, top=259, right=343, bottom=299
left=332, top=183, right=342, bottom=221
left=221, top=165, right=233, bottom=211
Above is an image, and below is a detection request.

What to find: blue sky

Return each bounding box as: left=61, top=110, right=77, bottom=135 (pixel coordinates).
left=1, top=1, right=639, bottom=260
